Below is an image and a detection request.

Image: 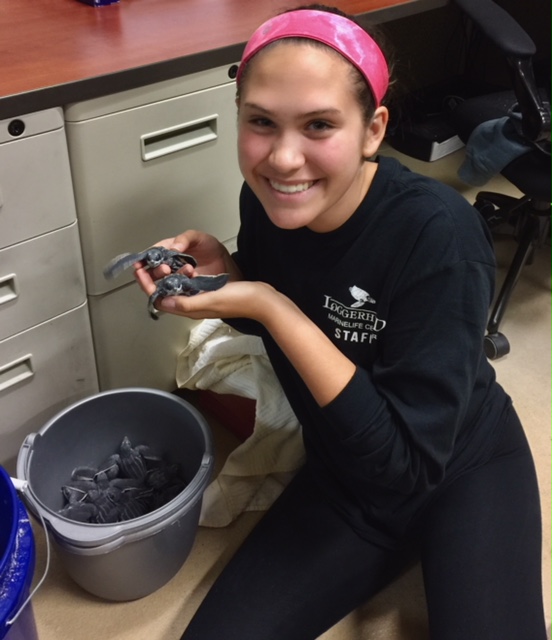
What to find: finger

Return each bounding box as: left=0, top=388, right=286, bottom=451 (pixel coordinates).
left=167, top=237, right=191, bottom=253
left=134, top=265, right=158, bottom=295
left=134, top=261, right=171, bottom=280
left=177, top=263, right=196, bottom=277
left=171, top=230, right=203, bottom=253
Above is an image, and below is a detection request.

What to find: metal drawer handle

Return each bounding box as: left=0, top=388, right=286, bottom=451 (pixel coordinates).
left=0, top=273, right=18, bottom=306
left=140, top=114, right=218, bottom=161
left=0, top=353, right=34, bottom=393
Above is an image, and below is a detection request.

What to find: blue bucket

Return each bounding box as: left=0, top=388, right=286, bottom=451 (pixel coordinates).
left=0, top=466, right=39, bottom=640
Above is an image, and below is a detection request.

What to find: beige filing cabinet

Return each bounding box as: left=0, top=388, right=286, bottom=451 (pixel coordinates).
left=65, top=64, right=243, bottom=391
left=0, top=108, right=99, bottom=470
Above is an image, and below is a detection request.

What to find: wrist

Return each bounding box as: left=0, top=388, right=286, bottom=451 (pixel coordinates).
left=253, top=284, right=302, bottom=330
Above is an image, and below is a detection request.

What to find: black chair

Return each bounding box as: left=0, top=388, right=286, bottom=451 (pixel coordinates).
left=449, top=0, right=551, bottom=359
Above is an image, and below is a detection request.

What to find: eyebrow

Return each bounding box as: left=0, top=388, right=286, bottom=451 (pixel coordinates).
left=242, top=102, right=342, bottom=118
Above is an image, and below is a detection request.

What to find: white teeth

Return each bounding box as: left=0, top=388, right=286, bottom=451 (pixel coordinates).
left=269, top=180, right=314, bottom=194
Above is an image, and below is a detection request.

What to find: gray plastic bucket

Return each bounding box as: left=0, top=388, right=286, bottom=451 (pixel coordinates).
left=16, top=388, right=213, bottom=601
left=0, top=466, right=39, bottom=640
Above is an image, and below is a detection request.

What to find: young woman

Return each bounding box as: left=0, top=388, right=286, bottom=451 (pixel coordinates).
left=136, top=6, right=547, bottom=639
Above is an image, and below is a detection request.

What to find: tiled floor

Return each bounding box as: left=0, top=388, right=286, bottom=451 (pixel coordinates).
left=29, top=146, right=551, bottom=639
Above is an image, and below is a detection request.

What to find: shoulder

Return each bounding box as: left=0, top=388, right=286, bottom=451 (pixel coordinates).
left=372, top=156, right=495, bottom=266
left=376, top=156, right=476, bottom=222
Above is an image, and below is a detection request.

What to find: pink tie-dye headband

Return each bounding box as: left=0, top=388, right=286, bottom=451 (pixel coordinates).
left=237, top=10, right=389, bottom=106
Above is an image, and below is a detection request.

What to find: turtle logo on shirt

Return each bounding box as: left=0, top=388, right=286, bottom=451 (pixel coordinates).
left=323, top=290, right=385, bottom=344
left=349, top=285, right=375, bottom=308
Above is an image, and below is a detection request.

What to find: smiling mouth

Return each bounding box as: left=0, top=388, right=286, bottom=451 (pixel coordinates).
left=269, top=179, right=316, bottom=194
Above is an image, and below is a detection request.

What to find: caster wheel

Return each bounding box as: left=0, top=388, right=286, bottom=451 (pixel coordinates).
left=484, top=332, right=510, bottom=360
left=474, top=198, right=495, bottom=215
left=474, top=199, right=503, bottom=229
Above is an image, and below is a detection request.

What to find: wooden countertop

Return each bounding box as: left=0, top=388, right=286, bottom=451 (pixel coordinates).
left=0, top=0, right=446, bottom=120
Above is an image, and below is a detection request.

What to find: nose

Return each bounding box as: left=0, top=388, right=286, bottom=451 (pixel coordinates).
left=268, top=132, right=305, bottom=173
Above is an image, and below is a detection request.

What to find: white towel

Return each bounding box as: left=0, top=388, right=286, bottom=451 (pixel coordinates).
left=176, top=319, right=304, bottom=527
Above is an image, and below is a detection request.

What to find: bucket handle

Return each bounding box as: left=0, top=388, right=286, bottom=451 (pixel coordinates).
left=6, top=479, right=51, bottom=628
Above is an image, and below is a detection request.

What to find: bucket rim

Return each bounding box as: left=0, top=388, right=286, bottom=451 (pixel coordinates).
left=16, top=387, right=213, bottom=549
left=18, top=386, right=212, bottom=448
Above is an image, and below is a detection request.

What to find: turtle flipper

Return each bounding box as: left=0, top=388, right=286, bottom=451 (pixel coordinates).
left=103, top=250, right=149, bottom=279
left=147, top=273, right=229, bottom=319
left=147, top=291, right=162, bottom=320
left=192, top=273, right=229, bottom=292
left=104, top=247, right=198, bottom=280
left=169, top=252, right=198, bottom=270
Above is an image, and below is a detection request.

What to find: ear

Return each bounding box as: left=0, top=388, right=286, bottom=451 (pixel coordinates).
left=362, top=106, right=389, bottom=159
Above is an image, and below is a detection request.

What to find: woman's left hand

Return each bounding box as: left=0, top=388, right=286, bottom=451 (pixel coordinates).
left=142, top=277, right=273, bottom=322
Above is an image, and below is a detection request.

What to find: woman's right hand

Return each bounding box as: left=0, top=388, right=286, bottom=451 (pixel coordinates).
left=169, top=230, right=238, bottom=277
left=134, top=229, right=242, bottom=297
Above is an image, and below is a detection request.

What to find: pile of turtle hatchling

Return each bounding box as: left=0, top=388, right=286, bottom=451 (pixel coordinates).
left=58, top=436, right=186, bottom=524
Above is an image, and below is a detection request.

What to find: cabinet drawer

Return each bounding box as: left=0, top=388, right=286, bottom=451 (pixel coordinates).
left=0, top=302, right=98, bottom=469
left=0, top=108, right=77, bottom=250
left=0, top=222, right=87, bottom=341
left=66, top=71, right=242, bottom=296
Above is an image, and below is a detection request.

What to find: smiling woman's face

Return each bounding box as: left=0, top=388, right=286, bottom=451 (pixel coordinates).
left=236, top=42, right=387, bottom=233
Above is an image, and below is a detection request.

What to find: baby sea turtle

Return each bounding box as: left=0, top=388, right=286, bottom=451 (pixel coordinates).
left=117, top=436, right=148, bottom=479
left=148, top=272, right=229, bottom=319
left=103, top=246, right=198, bottom=280
left=58, top=436, right=187, bottom=524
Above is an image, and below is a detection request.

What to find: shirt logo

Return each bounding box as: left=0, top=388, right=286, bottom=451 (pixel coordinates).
left=322, top=289, right=386, bottom=345
left=349, top=285, right=375, bottom=308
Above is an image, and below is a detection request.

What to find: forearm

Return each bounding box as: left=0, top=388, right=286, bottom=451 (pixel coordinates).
left=141, top=265, right=354, bottom=405
left=256, top=287, right=356, bottom=407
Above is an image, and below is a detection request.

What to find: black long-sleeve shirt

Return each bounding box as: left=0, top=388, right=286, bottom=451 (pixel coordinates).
left=230, top=155, right=511, bottom=547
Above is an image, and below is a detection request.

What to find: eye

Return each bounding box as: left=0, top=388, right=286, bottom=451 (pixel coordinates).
left=307, top=120, right=334, bottom=134
left=248, top=116, right=275, bottom=129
